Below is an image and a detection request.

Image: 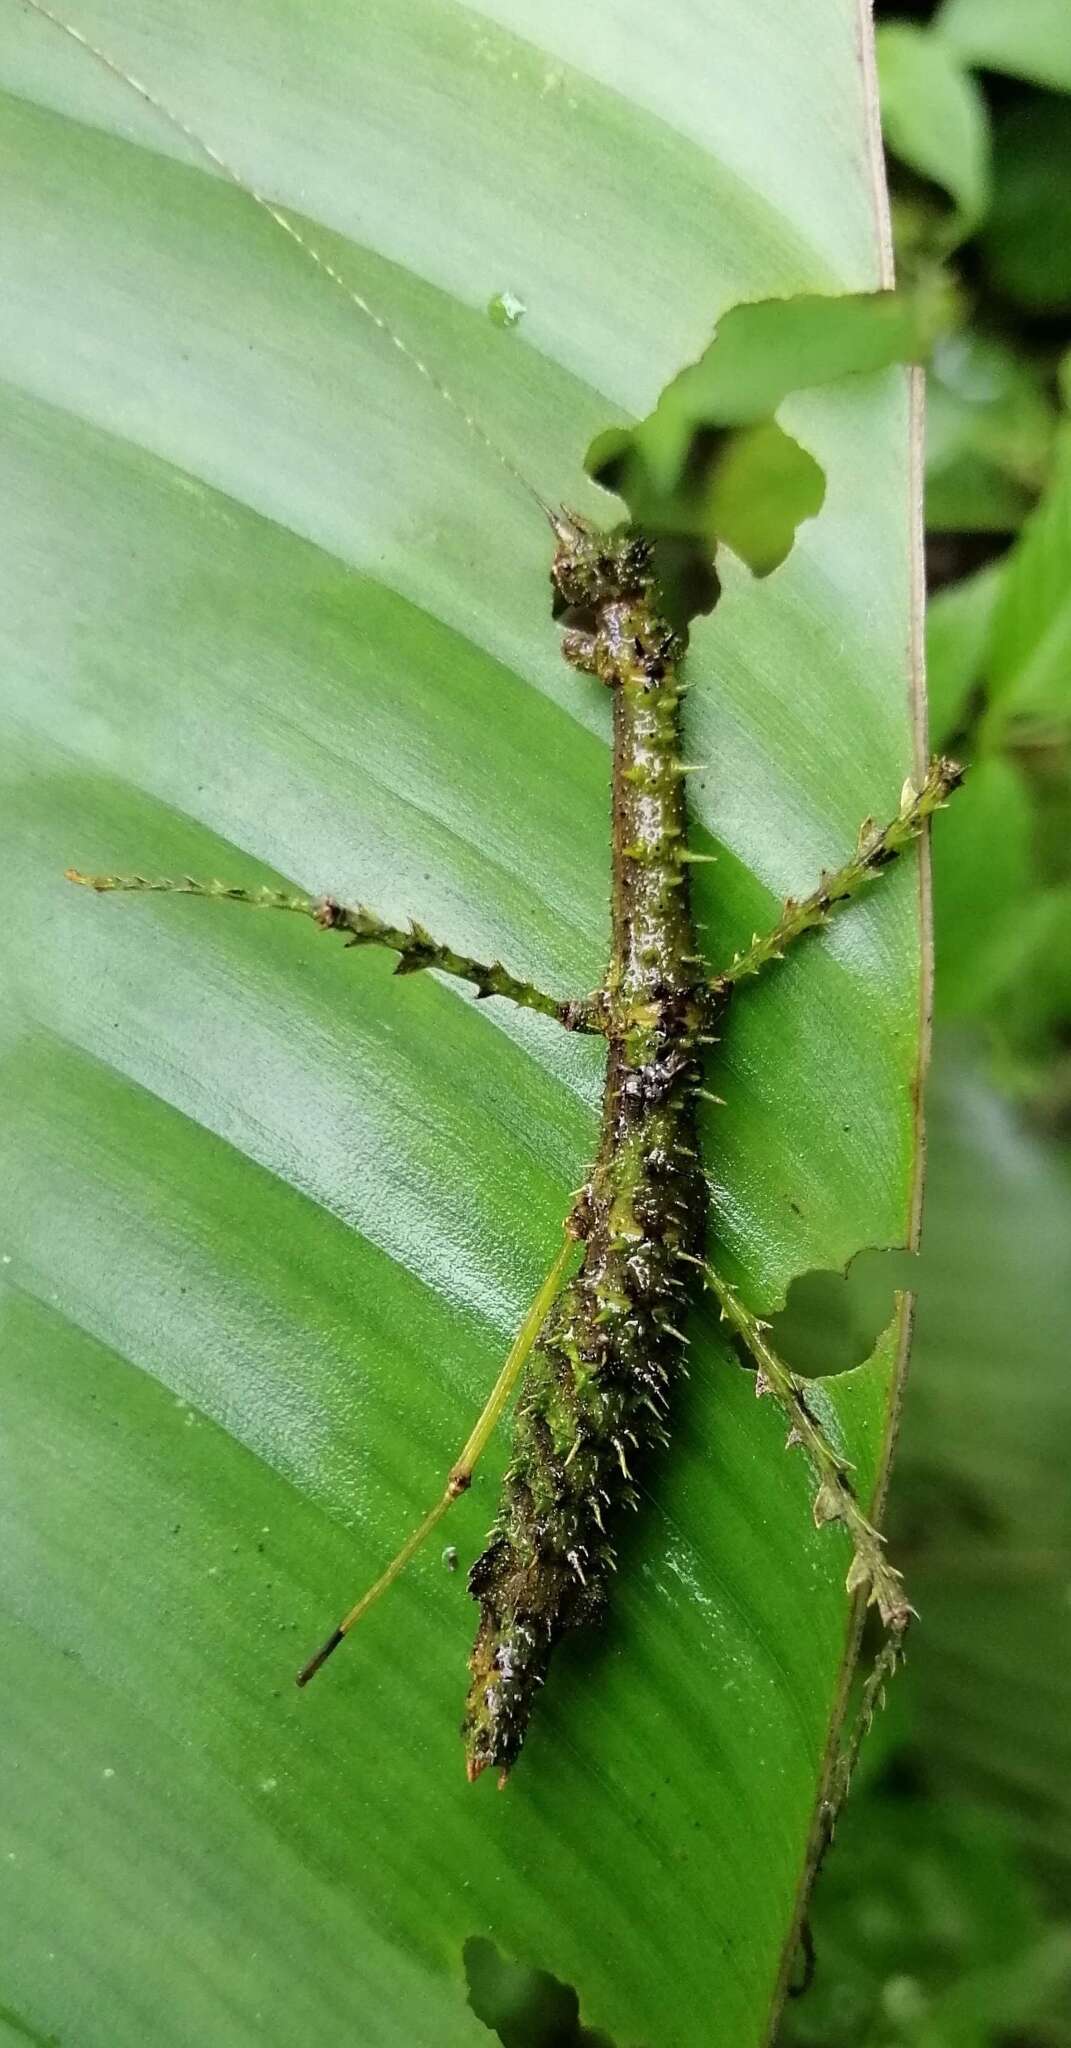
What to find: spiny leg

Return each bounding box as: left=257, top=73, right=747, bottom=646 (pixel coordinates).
left=65, top=870, right=604, bottom=1030
left=817, top=1630, right=903, bottom=1862
left=690, top=1255, right=910, bottom=1849
left=706, top=755, right=963, bottom=1000
left=296, top=1230, right=579, bottom=1687
left=691, top=1256, right=910, bottom=1630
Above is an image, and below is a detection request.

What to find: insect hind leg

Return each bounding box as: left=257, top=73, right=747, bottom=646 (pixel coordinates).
left=295, top=1230, right=579, bottom=1698
left=686, top=1254, right=911, bottom=1632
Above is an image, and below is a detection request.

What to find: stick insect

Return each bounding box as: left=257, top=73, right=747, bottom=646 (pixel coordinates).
left=25, top=0, right=959, bottom=1798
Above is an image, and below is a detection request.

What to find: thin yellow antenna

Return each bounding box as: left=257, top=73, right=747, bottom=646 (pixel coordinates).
left=296, top=1229, right=578, bottom=1687
left=18, top=0, right=548, bottom=514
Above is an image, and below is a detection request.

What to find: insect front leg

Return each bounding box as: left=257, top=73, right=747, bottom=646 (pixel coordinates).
left=65, top=869, right=605, bottom=1031
left=705, top=755, right=963, bottom=1001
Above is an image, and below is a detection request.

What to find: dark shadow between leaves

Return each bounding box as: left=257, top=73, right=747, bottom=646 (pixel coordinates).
left=770, top=1245, right=918, bottom=1381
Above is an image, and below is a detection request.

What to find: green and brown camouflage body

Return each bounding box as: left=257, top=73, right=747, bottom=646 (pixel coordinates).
left=462, top=520, right=710, bottom=1781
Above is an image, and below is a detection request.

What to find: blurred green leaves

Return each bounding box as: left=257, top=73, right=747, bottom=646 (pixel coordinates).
left=921, top=407, right=1071, bottom=1088
left=778, top=31, right=1071, bottom=2039
left=613, top=7, right=1071, bottom=2041
left=873, top=7, right=1071, bottom=1097
left=985, top=423, right=1071, bottom=741
left=983, top=98, right=1071, bottom=312
left=898, top=1051, right=1071, bottom=1896
left=776, top=1043, right=1071, bottom=2047
left=936, top=0, right=1071, bottom=94
left=879, top=10, right=1071, bottom=540
left=925, top=332, right=1055, bottom=532
left=781, top=1798, right=1071, bottom=2048
left=877, top=23, right=991, bottom=240
left=925, top=558, right=1002, bottom=741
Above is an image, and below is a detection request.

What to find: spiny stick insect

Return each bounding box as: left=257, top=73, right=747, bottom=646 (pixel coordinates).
left=30, top=0, right=960, bottom=1796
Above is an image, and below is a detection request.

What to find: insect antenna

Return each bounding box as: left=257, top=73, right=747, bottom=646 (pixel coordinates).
left=18, top=0, right=550, bottom=517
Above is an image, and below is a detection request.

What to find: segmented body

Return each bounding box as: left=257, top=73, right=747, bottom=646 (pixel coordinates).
left=463, top=518, right=709, bottom=1780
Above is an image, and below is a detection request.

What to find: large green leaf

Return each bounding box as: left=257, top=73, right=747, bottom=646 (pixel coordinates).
left=0, top=4, right=928, bottom=2044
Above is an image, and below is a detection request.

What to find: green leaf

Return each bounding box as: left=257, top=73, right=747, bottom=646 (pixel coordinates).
left=936, top=0, right=1071, bottom=94
left=932, top=755, right=1038, bottom=1016
left=982, top=97, right=1071, bottom=312
left=0, top=4, right=929, bottom=2044
left=985, top=422, right=1071, bottom=741
left=925, top=557, right=1002, bottom=744
left=877, top=22, right=992, bottom=240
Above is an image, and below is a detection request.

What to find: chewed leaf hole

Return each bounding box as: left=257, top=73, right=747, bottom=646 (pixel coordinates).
left=464, top=1937, right=624, bottom=2048
left=587, top=289, right=935, bottom=577
left=771, top=1246, right=917, bottom=1380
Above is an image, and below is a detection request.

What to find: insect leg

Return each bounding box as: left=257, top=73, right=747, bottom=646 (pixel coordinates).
left=685, top=1255, right=911, bottom=1635
left=295, top=1229, right=579, bottom=1686
left=687, top=1255, right=911, bottom=1859
left=705, top=755, right=963, bottom=1000
left=679, top=1253, right=913, bottom=1867
left=65, top=870, right=604, bottom=1029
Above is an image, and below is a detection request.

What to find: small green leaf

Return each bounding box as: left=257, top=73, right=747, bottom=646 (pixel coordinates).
left=936, top=0, right=1071, bottom=93
left=925, top=557, right=1002, bottom=744
left=985, top=423, right=1071, bottom=740
left=877, top=22, right=992, bottom=240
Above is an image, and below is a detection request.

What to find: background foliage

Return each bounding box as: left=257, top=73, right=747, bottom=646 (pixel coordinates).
left=779, top=3, right=1071, bottom=2041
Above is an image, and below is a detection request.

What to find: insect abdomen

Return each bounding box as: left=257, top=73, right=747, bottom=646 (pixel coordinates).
left=463, top=1078, right=704, bottom=1780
